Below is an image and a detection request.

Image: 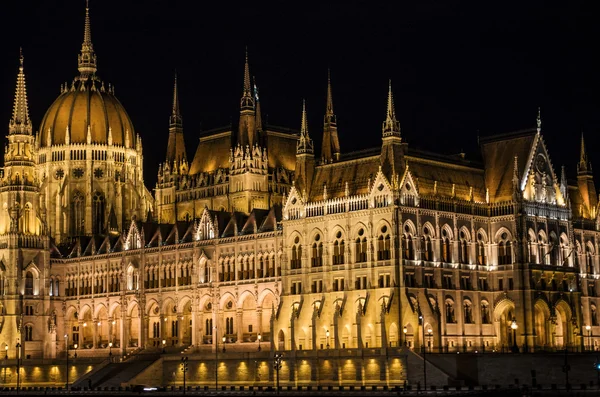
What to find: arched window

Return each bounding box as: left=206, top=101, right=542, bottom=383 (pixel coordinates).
left=25, top=271, right=34, bottom=295
left=592, top=304, right=598, bottom=326
left=476, top=232, right=486, bottom=266
left=127, top=266, right=138, bottom=291
left=458, top=230, right=469, bottom=264
left=71, top=191, right=85, bottom=236
left=333, top=231, right=345, bottom=265
left=538, top=231, right=549, bottom=265
left=528, top=229, right=537, bottom=264
left=560, top=235, right=570, bottom=266
left=24, top=325, right=33, bottom=341
left=93, top=192, right=105, bottom=235
left=586, top=243, right=594, bottom=274
left=445, top=299, right=456, bottom=323
left=422, top=227, right=433, bottom=261
left=355, top=228, right=368, bottom=263
left=402, top=234, right=413, bottom=260
left=54, top=279, right=60, bottom=297
left=463, top=300, right=473, bottom=323
left=378, top=226, right=391, bottom=261
left=498, top=232, right=512, bottom=265
left=311, top=234, right=323, bottom=267
left=481, top=301, right=490, bottom=324
left=441, top=228, right=451, bottom=263
left=23, top=203, right=31, bottom=233
left=0, top=272, right=5, bottom=295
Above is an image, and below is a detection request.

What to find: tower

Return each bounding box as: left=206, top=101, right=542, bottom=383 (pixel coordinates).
left=294, top=100, right=315, bottom=197
left=379, top=80, right=404, bottom=181
left=321, top=70, right=341, bottom=163
left=165, top=72, right=188, bottom=173
left=238, top=50, right=257, bottom=148
left=577, top=132, right=597, bottom=218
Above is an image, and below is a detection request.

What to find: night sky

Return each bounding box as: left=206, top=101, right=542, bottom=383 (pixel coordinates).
left=1, top=1, right=598, bottom=189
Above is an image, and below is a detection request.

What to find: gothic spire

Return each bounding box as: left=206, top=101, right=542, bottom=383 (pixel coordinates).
left=78, top=0, right=97, bottom=76
left=382, top=80, right=400, bottom=138
left=297, top=100, right=314, bottom=155
left=325, top=69, right=336, bottom=125
left=240, top=49, right=254, bottom=110
left=578, top=132, right=592, bottom=175
left=254, top=77, right=263, bottom=132
left=536, top=107, right=541, bottom=134
left=9, top=48, right=32, bottom=135
left=170, top=72, right=182, bottom=127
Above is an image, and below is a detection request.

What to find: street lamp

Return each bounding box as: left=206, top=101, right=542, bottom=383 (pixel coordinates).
left=419, top=315, right=427, bottom=393
left=511, top=319, right=519, bottom=353
left=214, top=326, right=218, bottom=391
left=257, top=333, right=262, bottom=351
left=162, top=339, right=166, bottom=354
left=16, top=342, right=21, bottom=394
left=4, top=345, right=7, bottom=360
left=222, top=336, right=226, bottom=353
left=181, top=356, right=188, bottom=394
left=3, top=345, right=7, bottom=383
left=273, top=353, right=283, bottom=395
left=586, top=325, right=592, bottom=351
left=74, top=343, right=78, bottom=359
left=109, top=342, right=113, bottom=358
left=403, top=326, right=408, bottom=346
left=64, top=334, right=69, bottom=392
left=427, top=328, right=433, bottom=352
left=326, top=329, right=330, bottom=349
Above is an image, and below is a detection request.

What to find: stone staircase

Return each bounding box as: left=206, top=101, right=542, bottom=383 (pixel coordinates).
left=85, top=353, right=161, bottom=389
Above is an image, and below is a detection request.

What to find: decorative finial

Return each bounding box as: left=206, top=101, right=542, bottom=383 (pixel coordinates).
left=536, top=107, right=541, bottom=133
left=78, top=0, right=97, bottom=76
left=297, top=100, right=314, bottom=155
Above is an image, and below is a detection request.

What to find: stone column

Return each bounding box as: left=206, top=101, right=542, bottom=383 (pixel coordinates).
left=191, top=305, right=198, bottom=347
left=176, top=315, right=182, bottom=346
left=236, top=309, right=243, bottom=344
left=92, top=318, right=98, bottom=348
left=143, top=315, right=150, bottom=348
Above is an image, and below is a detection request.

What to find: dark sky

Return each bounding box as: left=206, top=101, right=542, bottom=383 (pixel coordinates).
left=1, top=1, right=598, bottom=189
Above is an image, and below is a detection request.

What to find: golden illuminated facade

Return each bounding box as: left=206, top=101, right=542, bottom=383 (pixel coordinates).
left=1, top=3, right=600, bottom=388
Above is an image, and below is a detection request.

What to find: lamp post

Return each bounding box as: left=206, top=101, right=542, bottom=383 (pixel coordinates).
left=257, top=333, right=262, bottom=351
left=273, top=353, right=283, bottom=395
left=162, top=339, right=166, bottom=354
left=109, top=342, right=113, bottom=359
left=64, top=334, right=69, bottom=392
left=511, top=320, right=518, bottom=353
left=420, top=315, right=427, bottom=393
left=427, top=328, right=433, bottom=353
left=214, top=327, right=218, bottom=392
left=73, top=344, right=78, bottom=359
left=222, top=336, right=226, bottom=353
left=3, top=345, right=7, bottom=384
left=181, top=356, right=188, bottom=395
left=586, top=325, right=592, bottom=351
left=326, top=329, right=330, bottom=349
left=16, top=342, right=21, bottom=394
left=403, top=326, right=408, bottom=346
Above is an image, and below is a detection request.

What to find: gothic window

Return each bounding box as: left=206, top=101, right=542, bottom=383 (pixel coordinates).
left=422, top=227, right=433, bottom=261
left=586, top=243, right=594, bottom=274
left=463, top=299, right=473, bottom=323
left=290, top=236, right=302, bottom=269
left=23, top=203, right=31, bottom=233
left=225, top=317, right=234, bottom=335
left=25, top=271, right=34, bottom=295
left=592, top=304, right=598, bottom=326
left=24, top=325, right=33, bottom=341
left=498, top=232, right=512, bottom=265
left=127, top=266, right=138, bottom=291
left=549, top=233, right=558, bottom=266
left=93, top=192, right=105, bottom=235
left=94, top=168, right=104, bottom=179
left=71, top=191, right=85, bottom=236
left=333, top=231, right=345, bottom=265
left=356, top=228, right=368, bottom=263
left=378, top=225, right=391, bottom=261
left=559, top=234, right=570, bottom=266
left=441, top=228, right=451, bottom=263
left=402, top=234, right=414, bottom=260
left=481, top=301, right=491, bottom=324
left=538, top=231, right=549, bottom=265
left=311, top=234, right=323, bottom=267
left=445, top=299, right=456, bottom=323
left=476, top=232, right=487, bottom=266
left=458, top=230, right=469, bottom=264
left=54, top=168, right=64, bottom=180
left=73, top=168, right=84, bottom=178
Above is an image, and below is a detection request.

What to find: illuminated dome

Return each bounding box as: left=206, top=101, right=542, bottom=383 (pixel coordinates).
left=39, top=77, right=135, bottom=148
left=39, top=2, right=135, bottom=149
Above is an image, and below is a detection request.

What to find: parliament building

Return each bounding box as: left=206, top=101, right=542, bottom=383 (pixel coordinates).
left=1, top=4, right=600, bottom=385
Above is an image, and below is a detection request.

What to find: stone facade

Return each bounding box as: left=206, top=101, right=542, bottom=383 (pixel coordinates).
left=1, top=4, right=600, bottom=388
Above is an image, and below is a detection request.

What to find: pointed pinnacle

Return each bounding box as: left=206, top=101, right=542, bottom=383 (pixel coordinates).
left=84, top=0, right=92, bottom=46
left=10, top=48, right=31, bottom=134
left=244, top=48, right=251, bottom=95
left=301, top=99, right=309, bottom=137
left=172, top=71, right=180, bottom=116
left=326, top=69, right=334, bottom=116
left=536, top=107, right=541, bottom=132
left=387, top=79, right=396, bottom=119
left=580, top=132, right=587, bottom=168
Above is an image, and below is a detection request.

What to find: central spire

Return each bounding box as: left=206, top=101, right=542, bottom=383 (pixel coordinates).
left=382, top=80, right=400, bottom=138
left=240, top=49, right=254, bottom=111
left=325, top=69, right=336, bottom=125
left=9, top=48, right=31, bottom=135
left=322, top=70, right=340, bottom=163
left=170, top=72, right=182, bottom=127
left=78, top=0, right=97, bottom=77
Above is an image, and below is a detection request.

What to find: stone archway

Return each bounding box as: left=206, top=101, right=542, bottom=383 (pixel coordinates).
left=534, top=300, right=551, bottom=350
left=493, top=299, right=516, bottom=351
